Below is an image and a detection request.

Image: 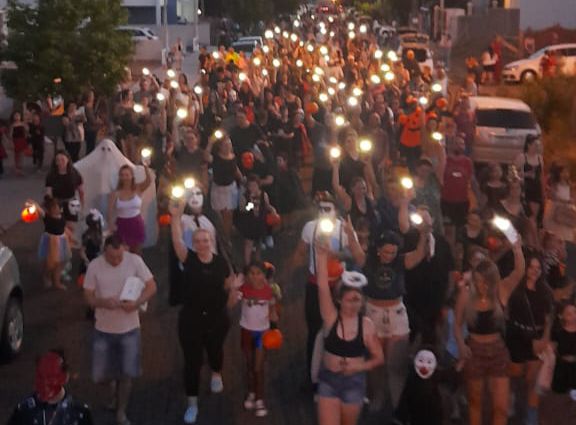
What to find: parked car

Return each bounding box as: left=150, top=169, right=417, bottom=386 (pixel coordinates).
left=469, top=96, right=541, bottom=164
left=0, top=242, right=23, bottom=361
left=398, top=42, right=434, bottom=73
left=502, top=43, right=576, bottom=83
left=236, top=36, right=263, bottom=47
left=117, top=26, right=159, bottom=41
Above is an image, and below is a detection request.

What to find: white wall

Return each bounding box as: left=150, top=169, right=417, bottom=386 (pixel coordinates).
left=520, top=0, right=576, bottom=30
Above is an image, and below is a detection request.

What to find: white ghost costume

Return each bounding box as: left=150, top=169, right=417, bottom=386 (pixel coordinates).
left=74, top=139, right=158, bottom=247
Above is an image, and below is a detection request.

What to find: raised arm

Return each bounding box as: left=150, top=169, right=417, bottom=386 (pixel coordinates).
left=332, top=160, right=352, bottom=212
left=315, top=241, right=338, bottom=328
left=499, top=239, right=525, bottom=307
left=343, top=215, right=366, bottom=268
left=169, top=200, right=188, bottom=264
left=137, top=165, right=152, bottom=193
left=404, top=227, right=429, bottom=270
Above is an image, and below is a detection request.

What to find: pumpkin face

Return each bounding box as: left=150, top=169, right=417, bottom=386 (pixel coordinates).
left=241, top=151, right=255, bottom=170
left=21, top=206, right=39, bottom=223
left=158, top=214, right=171, bottom=226
left=266, top=212, right=282, bottom=227
left=263, top=328, right=283, bottom=350
left=327, top=257, right=344, bottom=281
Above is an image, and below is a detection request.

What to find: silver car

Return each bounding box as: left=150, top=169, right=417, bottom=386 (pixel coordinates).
left=0, top=241, right=23, bottom=361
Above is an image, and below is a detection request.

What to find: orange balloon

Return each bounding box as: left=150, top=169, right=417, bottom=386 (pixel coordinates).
left=327, top=257, right=344, bottom=281
left=436, top=97, right=448, bottom=109
left=266, top=212, right=282, bottom=227
left=263, top=328, right=283, bottom=350
left=158, top=214, right=171, bottom=226
left=306, top=102, right=319, bottom=115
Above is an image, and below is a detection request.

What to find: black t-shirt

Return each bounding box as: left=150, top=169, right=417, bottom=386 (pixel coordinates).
left=45, top=169, right=83, bottom=200
left=364, top=254, right=406, bottom=300
left=506, top=283, right=553, bottom=336
left=8, top=394, right=93, bottom=425
left=230, top=124, right=264, bottom=156
left=339, top=155, right=365, bottom=193
left=44, top=216, right=66, bottom=236
left=179, top=253, right=230, bottom=317
left=175, top=148, right=205, bottom=179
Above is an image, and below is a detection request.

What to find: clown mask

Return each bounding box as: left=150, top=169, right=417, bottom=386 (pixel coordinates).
left=187, top=187, right=204, bottom=212
left=414, top=349, right=437, bottom=380
left=318, top=201, right=336, bottom=220
left=68, top=199, right=81, bottom=216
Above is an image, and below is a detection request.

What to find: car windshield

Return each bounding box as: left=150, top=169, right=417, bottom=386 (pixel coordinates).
left=529, top=48, right=546, bottom=59
left=476, top=109, right=536, bottom=129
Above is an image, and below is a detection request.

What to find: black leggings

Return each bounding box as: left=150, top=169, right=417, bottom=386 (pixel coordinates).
left=64, top=142, right=81, bottom=162
left=178, top=311, right=230, bottom=397
left=305, top=282, right=322, bottom=378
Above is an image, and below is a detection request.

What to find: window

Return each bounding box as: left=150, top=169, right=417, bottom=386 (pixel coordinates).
left=563, top=48, right=576, bottom=57
left=476, top=109, right=536, bottom=129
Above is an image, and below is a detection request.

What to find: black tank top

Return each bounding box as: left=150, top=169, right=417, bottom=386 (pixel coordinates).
left=350, top=196, right=377, bottom=228
left=468, top=309, right=500, bottom=335
left=324, top=315, right=366, bottom=358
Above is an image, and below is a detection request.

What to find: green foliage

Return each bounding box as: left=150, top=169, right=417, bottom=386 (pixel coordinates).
left=0, top=0, right=133, bottom=102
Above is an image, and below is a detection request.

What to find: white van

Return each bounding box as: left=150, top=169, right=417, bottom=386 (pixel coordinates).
left=502, top=43, right=576, bottom=83
left=469, top=96, right=541, bottom=164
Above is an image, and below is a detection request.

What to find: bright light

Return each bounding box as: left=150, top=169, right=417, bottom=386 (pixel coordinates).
left=282, top=31, right=289, bottom=39
left=419, top=96, right=428, bottom=106
left=338, top=82, right=346, bottom=90
left=328, top=16, right=334, bottom=23
left=334, top=115, right=346, bottom=127
left=212, top=51, right=219, bottom=59
left=400, top=177, right=414, bottom=189
left=171, top=186, right=184, bottom=199
left=359, top=139, right=373, bottom=152
left=324, top=55, right=330, bottom=62
left=410, top=213, right=423, bottom=225
left=262, top=45, right=270, bottom=54
left=296, top=59, right=303, bottom=68
left=274, top=26, right=281, bottom=34
left=319, top=218, right=335, bottom=234
left=293, top=20, right=300, bottom=28
left=327, top=87, right=336, bottom=96
left=239, top=72, right=247, bottom=82
left=246, top=202, right=255, bottom=212
left=197, top=8, right=202, bottom=16
left=329, top=31, right=335, bottom=38
left=253, top=57, right=261, bottom=66
left=167, top=69, right=176, bottom=79
left=381, top=63, right=391, bottom=72
left=312, top=74, right=321, bottom=82
left=319, top=21, right=326, bottom=29
left=320, top=27, right=327, bottom=35
left=193, top=85, right=202, bottom=95
left=262, top=69, right=269, bottom=76
left=170, top=80, right=179, bottom=89
left=290, top=33, right=298, bottom=42
left=214, top=129, right=224, bottom=139
left=374, top=50, right=383, bottom=59
left=176, top=108, right=188, bottom=119
left=493, top=215, right=511, bottom=231
left=347, top=22, right=355, bottom=31
left=330, top=146, right=342, bottom=159
left=319, top=93, right=329, bottom=103
left=370, top=74, right=381, bottom=84
left=306, top=44, right=314, bottom=52
left=359, top=24, right=367, bottom=34
left=141, top=147, right=152, bottom=159
left=184, top=177, right=196, bottom=189
left=314, top=66, right=324, bottom=76
left=142, top=67, right=150, bottom=76
left=352, top=87, right=362, bottom=97
left=272, top=58, right=281, bottom=68
left=133, top=103, right=143, bottom=113
left=387, top=50, right=398, bottom=62
left=432, top=131, right=444, bottom=142
left=384, top=71, right=395, bottom=82
left=320, top=46, right=328, bottom=56
left=156, top=92, right=165, bottom=102
left=347, top=96, right=359, bottom=107
left=431, top=82, right=442, bottom=93
left=348, top=31, right=355, bottom=39
left=329, top=76, right=337, bottom=84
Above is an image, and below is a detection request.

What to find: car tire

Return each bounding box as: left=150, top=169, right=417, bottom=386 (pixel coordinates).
left=521, top=70, right=537, bottom=83
left=0, top=296, right=23, bottom=361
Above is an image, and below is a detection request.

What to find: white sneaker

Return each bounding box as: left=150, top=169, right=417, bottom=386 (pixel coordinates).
left=254, top=399, right=268, bottom=417
left=183, top=405, right=198, bottom=424
left=243, top=392, right=256, bottom=410
left=210, top=374, right=224, bottom=393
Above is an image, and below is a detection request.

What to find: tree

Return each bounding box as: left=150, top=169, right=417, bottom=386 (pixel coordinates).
left=0, top=0, right=133, bottom=102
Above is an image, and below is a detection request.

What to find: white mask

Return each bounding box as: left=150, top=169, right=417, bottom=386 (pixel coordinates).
left=68, top=199, right=81, bottom=216
left=414, top=349, right=437, bottom=380
left=318, top=202, right=336, bottom=220
left=187, top=188, right=204, bottom=211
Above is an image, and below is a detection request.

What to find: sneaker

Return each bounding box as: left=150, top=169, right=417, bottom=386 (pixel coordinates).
left=243, top=393, right=256, bottom=410
left=183, top=405, right=198, bottom=424
left=254, top=399, right=268, bottom=417
left=210, top=374, right=223, bottom=393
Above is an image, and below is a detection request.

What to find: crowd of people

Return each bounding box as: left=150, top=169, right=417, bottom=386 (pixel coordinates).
left=7, top=6, right=576, bottom=425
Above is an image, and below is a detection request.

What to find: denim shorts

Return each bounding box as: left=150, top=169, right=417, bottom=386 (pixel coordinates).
left=92, top=328, right=141, bottom=383
left=317, top=367, right=366, bottom=404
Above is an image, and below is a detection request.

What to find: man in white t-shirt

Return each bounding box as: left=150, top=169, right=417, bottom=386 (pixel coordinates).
left=84, top=234, right=157, bottom=425
left=291, top=191, right=365, bottom=380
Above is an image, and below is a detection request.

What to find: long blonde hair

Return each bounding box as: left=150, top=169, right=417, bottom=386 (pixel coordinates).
left=466, top=259, right=505, bottom=327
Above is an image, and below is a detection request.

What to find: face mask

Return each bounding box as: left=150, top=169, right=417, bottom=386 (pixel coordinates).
left=35, top=353, right=67, bottom=402
left=318, top=202, right=336, bottom=219
left=187, top=188, right=204, bottom=211
left=68, top=199, right=81, bottom=216
left=241, top=152, right=255, bottom=170
left=414, top=349, right=437, bottom=380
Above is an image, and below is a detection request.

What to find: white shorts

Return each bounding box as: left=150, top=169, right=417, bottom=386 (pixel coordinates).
left=365, top=301, right=410, bottom=338
left=210, top=182, right=239, bottom=211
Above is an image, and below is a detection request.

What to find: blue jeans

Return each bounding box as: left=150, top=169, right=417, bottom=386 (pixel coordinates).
left=317, top=367, right=366, bottom=404
left=92, top=328, right=141, bottom=383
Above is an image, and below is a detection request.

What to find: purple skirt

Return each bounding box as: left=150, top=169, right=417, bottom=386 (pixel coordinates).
left=116, top=216, right=146, bottom=249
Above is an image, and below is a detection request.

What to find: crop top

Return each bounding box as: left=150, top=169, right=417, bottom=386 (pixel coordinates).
left=468, top=309, right=501, bottom=335
left=324, top=315, right=366, bottom=358
left=116, top=195, right=142, bottom=218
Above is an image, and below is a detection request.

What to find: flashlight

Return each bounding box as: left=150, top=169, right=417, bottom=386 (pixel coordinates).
left=184, top=177, right=196, bottom=189
left=359, top=139, right=373, bottom=153
left=330, top=146, right=341, bottom=159
left=214, top=129, right=224, bottom=139
left=374, top=50, right=383, bottom=59
left=347, top=96, right=359, bottom=107
left=319, top=218, right=335, bottom=234
left=334, top=115, right=346, bottom=127
left=156, top=92, right=165, bottom=102
left=141, top=147, right=152, bottom=160
left=274, top=26, right=281, bottom=34
left=171, top=185, right=185, bottom=199
left=290, top=33, right=298, bottom=42
left=329, top=31, right=335, bottom=38
left=384, top=71, right=395, bottom=82
left=265, top=30, right=274, bottom=39
left=262, top=45, right=270, bottom=54
left=239, top=72, right=247, bottom=82
left=166, top=69, right=176, bottom=79
left=352, top=87, right=362, bottom=97
left=338, top=82, right=346, bottom=90
left=359, top=24, right=367, bottom=34
left=347, top=22, right=355, bottom=31
left=370, top=74, right=381, bottom=84
left=246, top=202, right=255, bottom=212
left=320, top=46, right=328, bottom=56
left=381, top=63, right=390, bottom=72
left=296, top=59, right=303, bottom=68
left=348, top=31, right=355, bottom=39
left=329, top=76, right=337, bottom=84
left=410, top=213, right=423, bottom=225
left=387, top=51, right=398, bottom=62
left=314, top=66, right=324, bottom=76
left=193, top=85, right=202, bottom=95
left=307, top=44, right=314, bottom=52
left=293, top=20, right=300, bottom=28
left=431, top=82, right=442, bottom=93
left=133, top=103, right=143, bottom=113
left=327, top=87, right=336, bottom=96
left=272, top=58, right=281, bottom=68
left=212, top=51, right=219, bottom=59
left=176, top=108, right=188, bottom=119
left=142, top=67, right=150, bottom=76
left=262, top=69, right=269, bottom=76
left=253, top=57, right=261, bottom=66
left=493, top=215, right=518, bottom=243
left=312, top=74, right=321, bottom=83
left=170, top=80, right=179, bottom=89
left=282, top=31, right=289, bottom=39
left=319, top=93, right=329, bottom=103
left=431, top=132, right=444, bottom=142
left=401, top=177, right=414, bottom=190
left=419, top=96, right=428, bottom=106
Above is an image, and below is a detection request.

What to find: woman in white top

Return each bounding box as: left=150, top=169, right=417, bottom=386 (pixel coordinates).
left=108, top=164, right=151, bottom=254
left=543, top=161, right=576, bottom=242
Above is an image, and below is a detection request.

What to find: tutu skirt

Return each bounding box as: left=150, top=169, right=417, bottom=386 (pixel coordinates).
left=116, top=215, right=146, bottom=249
left=38, top=233, right=70, bottom=265
left=211, top=182, right=239, bottom=211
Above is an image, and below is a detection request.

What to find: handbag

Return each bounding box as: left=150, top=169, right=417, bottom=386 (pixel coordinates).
left=553, top=201, right=576, bottom=227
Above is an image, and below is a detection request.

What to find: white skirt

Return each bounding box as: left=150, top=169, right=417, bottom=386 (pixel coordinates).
left=210, top=182, right=239, bottom=211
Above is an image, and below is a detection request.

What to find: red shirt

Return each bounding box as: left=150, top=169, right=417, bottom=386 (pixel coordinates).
left=442, top=155, right=473, bottom=203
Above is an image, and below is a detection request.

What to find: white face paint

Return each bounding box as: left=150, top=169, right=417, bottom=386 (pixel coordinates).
left=414, top=350, right=437, bottom=380
left=68, top=199, right=81, bottom=216
left=187, top=188, right=204, bottom=211
left=318, top=202, right=336, bottom=220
